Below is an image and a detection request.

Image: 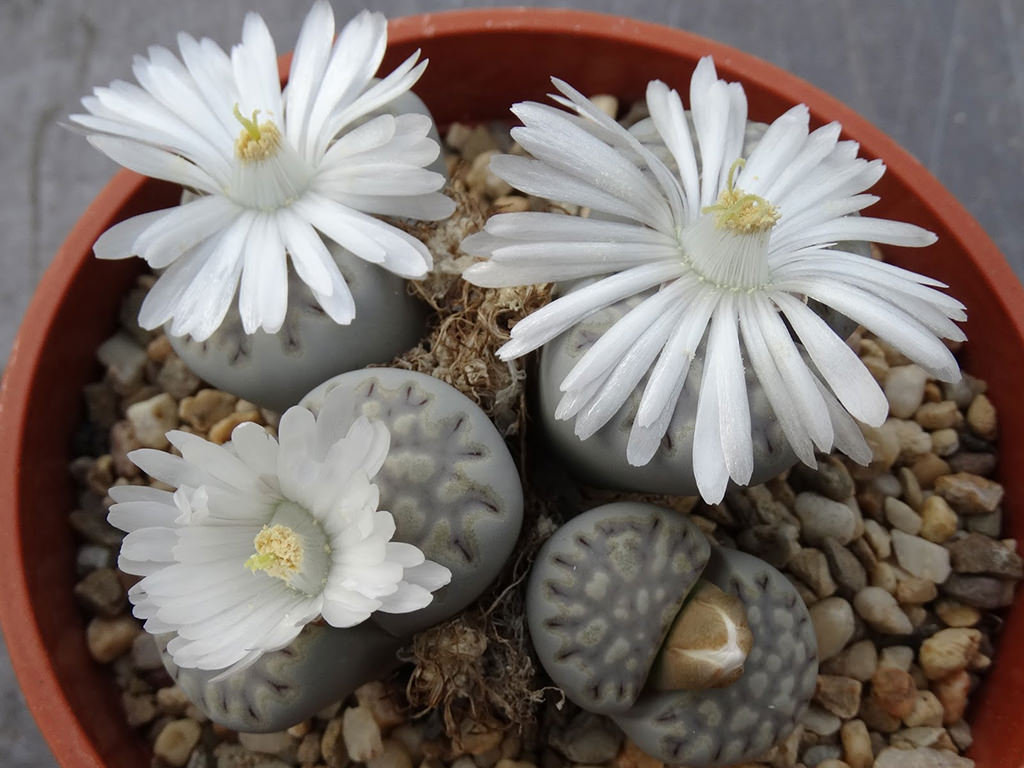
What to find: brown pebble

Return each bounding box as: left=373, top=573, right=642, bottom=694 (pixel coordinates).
left=208, top=410, right=262, bottom=444
left=178, top=389, right=237, bottom=432
left=903, top=690, right=945, bottom=727
left=86, top=615, right=140, bottom=663
left=321, top=716, right=345, bottom=768
left=355, top=681, right=407, bottom=730
left=122, top=692, right=158, bottom=727
left=934, top=599, right=981, bottom=628
left=934, top=472, right=1004, bottom=515
left=966, top=393, right=997, bottom=439
left=910, top=453, right=951, bottom=488
left=815, top=675, right=862, bottom=719
left=839, top=719, right=873, bottom=768
left=153, top=718, right=201, bottom=767
left=146, top=335, right=172, bottom=362
left=941, top=573, right=1016, bottom=609
left=919, top=496, right=958, bottom=543
left=858, top=694, right=901, bottom=733
left=914, top=401, right=962, bottom=430
left=895, top=576, right=938, bottom=604
left=930, top=428, right=960, bottom=457
left=947, top=531, right=1023, bottom=578
left=919, top=628, right=981, bottom=680
left=932, top=669, right=971, bottom=725
left=871, top=666, right=917, bottom=719
left=947, top=451, right=998, bottom=477
left=74, top=568, right=126, bottom=618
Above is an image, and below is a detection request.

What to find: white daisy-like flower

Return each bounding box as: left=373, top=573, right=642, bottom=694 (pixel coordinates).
left=108, top=404, right=451, bottom=677
left=73, top=2, right=454, bottom=341
left=462, top=57, right=966, bottom=503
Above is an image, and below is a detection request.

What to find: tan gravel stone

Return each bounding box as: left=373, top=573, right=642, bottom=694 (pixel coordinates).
left=932, top=669, right=971, bottom=725
left=821, top=639, right=877, bottom=682
left=930, top=427, right=960, bottom=456
left=356, top=681, right=407, bottom=730
left=178, top=388, right=237, bottom=431
left=966, top=393, right=997, bottom=439
left=86, top=615, right=140, bottom=663
left=153, top=718, right=201, bottom=767
left=874, top=746, right=973, bottom=767
left=919, top=496, right=958, bottom=543
left=343, top=705, right=383, bottom=762
left=815, top=675, right=862, bottom=719
left=903, top=690, right=945, bottom=727
left=208, top=410, right=261, bottom=444
left=910, top=453, right=952, bottom=489
left=126, top=392, right=178, bottom=449
left=935, top=599, right=981, bottom=627
left=919, top=628, right=982, bottom=679
left=871, top=666, right=917, bottom=719
left=839, top=719, right=873, bottom=768
left=935, top=472, right=1004, bottom=515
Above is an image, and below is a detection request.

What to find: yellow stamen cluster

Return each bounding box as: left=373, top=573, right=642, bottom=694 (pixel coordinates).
left=246, top=524, right=303, bottom=581
left=703, top=158, right=780, bottom=233
left=233, top=104, right=281, bottom=162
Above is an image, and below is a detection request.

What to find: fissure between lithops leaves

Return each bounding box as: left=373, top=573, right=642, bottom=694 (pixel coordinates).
left=678, top=158, right=780, bottom=292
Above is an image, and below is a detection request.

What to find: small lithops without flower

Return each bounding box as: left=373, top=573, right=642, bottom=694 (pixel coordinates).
left=462, top=57, right=966, bottom=502
left=72, top=2, right=453, bottom=408
left=108, top=389, right=451, bottom=729
left=527, top=503, right=816, bottom=767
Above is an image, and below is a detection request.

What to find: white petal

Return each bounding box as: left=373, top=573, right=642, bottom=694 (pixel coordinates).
left=774, top=292, right=889, bottom=425
left=92, top=209, right=171, bottom=260
left=238, top=214, right=288, bottom=335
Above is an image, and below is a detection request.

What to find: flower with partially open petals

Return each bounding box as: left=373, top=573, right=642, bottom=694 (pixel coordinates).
left=462, top=57, right=966, bottom=503
left=108, top=408, right=451, bottom=677
left=72, top=2, right=454, bottom=341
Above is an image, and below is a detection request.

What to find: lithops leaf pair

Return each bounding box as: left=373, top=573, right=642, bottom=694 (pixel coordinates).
left=156, top=368, right=524, bottom=732
left=527, top=503, right=817, bottom=767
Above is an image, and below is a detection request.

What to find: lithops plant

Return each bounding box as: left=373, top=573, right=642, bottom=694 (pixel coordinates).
left=301, top=367, right=525, bottom=637
left=527, top=502, right=817, bottom=768
left=169, top=239, right=429, bottom=411
left=157, top=622, right=403, bottom=733
left=73, top=3, right=454, bottom=410
left=462, top=58, right=964, bottom=503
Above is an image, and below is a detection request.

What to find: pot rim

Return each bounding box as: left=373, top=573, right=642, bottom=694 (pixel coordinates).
left=1, top=7, right=1021, bottom=767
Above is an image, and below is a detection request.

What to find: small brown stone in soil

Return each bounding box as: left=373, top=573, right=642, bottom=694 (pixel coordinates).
left=932, top=669, right=971, bottom=725
left=934, top=472, right=1004, bottom=515
left=208, top=410, right=262, bottom=444
left=919, top=496, right=958, bottom=543
left=839, top=719, right=873, bottom=768
left=966, top=393, right=998, bottom=439
left=815, top=675, right=862, bottom=719
left=153, top=718, right=201, bottom=767
left=86, top=615, right=140, bottom=663
left=343, top=704, right=383, bottom=762
left=946, top=531, right=1024, bottom=578
left=903, top=690, right=945, bottom=728
left=910, top=453, right=952, bottom=488
left=919, top=628, right=981, bottom=680
left=941, top=573, right=1016, bottom=609
left=356, top=681, right=407, bottom=730
left=871, top=666, right=917, bottom=719
left=934, top=599, right=981, bottom=628
left=178, top=388, right=238, bottom=432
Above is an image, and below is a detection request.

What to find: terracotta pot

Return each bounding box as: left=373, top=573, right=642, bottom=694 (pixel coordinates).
left=1, top=8, right=1022, bottom=768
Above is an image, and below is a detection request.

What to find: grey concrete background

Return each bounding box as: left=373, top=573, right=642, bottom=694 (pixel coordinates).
left=2, top=0, right=1022, bottom=764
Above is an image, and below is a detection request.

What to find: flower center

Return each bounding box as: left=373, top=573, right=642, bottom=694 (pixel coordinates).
left=244, top=501, right=331, bottom=595
left=246, top=524, right=303, bottom=580
left=678, top=159, right=779, bottom=292
left=229, top=104, right=313, bottom=211
left=234, top=106, right=282, bottom=163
